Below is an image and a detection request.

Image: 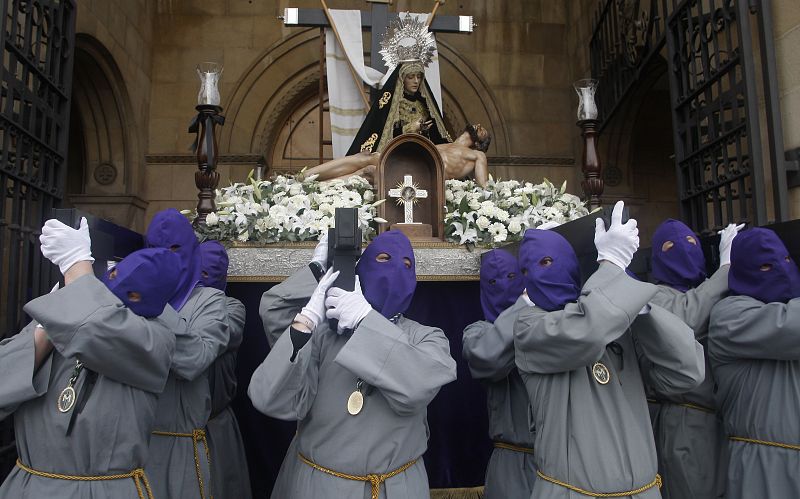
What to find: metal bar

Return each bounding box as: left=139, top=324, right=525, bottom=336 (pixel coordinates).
left=369, top=1, right=389, bottom=101
left=2, top=39, right=68, bottom=98
left=665, top=8, right=691, bottom=223
left=285, top=9, right=467, bottom=33
left=735, top=0, right=766, bottom=225
left=318, top=27, right=325, bottom=164
left=753, top=0, right=789, bottom=221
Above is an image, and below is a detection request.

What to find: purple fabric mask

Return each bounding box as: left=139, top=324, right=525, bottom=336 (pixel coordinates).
left=519, top=229, right=580, bottom=311
left=198, top=240, right=229, bottom=291
left=729, top=228, right=800, bottom=303
left=145, top=208, right=201, bottom=311
left=356, top=230, right=416, bottom=318
left=480, top=249, right=524, bottom=322
left=102, top=248, right=181, bottom=317
left=651, top=219, right=706, bottom=292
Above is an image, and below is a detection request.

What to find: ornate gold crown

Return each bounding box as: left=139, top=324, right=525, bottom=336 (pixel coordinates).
left=379, top=13, right=436, bottom=69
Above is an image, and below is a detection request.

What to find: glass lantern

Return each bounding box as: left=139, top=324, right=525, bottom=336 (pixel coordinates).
left=197, top=62, right=223, bottom=106
left=573, top=78, right=599, bottom=121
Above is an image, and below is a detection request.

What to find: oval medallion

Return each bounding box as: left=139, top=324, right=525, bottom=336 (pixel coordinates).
left=592, top=362, right=611, bottom=385
left=347, top=390, right=364, bottom=416
left=58, top=386, right=77, bottom=413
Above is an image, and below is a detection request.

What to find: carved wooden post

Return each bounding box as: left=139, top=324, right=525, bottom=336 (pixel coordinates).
left=191, top=104, right=224, bottom=226
left=578, top=118, right=603, bottom=209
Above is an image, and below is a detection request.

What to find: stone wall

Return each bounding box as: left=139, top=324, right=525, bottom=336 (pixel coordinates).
left=773, top=0, right=800, bottom=218
left=70, top=0, right=156, bottom=231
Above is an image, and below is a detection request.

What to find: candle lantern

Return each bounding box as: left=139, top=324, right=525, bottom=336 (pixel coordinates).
left=574, top=78, right=603, bottom=209
left=190, top=62, right=225, bottom=226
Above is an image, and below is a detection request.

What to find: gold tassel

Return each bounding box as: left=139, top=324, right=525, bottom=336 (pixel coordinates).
left=430, top=486, right=485, bottom=499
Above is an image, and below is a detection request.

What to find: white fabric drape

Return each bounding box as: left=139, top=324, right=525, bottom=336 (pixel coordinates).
left=325, top=10, right=443, bottom=158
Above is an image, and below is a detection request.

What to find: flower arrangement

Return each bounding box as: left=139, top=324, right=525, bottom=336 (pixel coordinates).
left=191, top=173, right=588, bottom=247
left=444, top=177, right=589, bottom=246
left=192, top=173, right=385, bottom=243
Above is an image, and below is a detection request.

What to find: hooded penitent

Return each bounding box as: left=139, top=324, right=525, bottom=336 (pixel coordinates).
left=651, top=219, right=707, bottom=292
left=102, top=248, right=181, bottom=318
left=480, top=249, right=524, bottom=322
left=729, top=227, right=800, bottom=303
left=355, top=230, right=416, bottom=319
left=198, top=240, right=229, bottom=291
left=145, top=208, right=201, bottom=311
left=518, top=229, right=580, bottom=312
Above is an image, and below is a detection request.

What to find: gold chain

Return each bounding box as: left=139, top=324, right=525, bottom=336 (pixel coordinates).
left=493, top=441, right=534, bottom=454
left=16, top=459, right=153, bottom=499
left=152, top=429, right=212, bottom=499
left=730, top=436, right=800, bottom=452
left=298, top=452, right=417, bottom=499
left=536, top=470, right=662, bottom=497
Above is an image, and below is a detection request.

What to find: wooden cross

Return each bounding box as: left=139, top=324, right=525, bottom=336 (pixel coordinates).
left=388, top=175, right=428, bottom=224
left=281, top=0, right=474, bottom=100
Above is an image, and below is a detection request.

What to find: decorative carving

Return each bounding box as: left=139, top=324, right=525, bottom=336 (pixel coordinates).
left=93, top=163, right=117, bottom=185
left=189, top=104, right=225, bottom=225
left=618, top=0, right=651, bottom=67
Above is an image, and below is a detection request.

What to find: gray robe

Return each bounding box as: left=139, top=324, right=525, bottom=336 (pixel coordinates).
left=146, top=286, right=230, bottom=499
left=463, top=298, right=536, bottom=499
left=0, top=275, right=177, bottom=498
left=514, top=263, right=705, bottom=499
left=708, top=295, right=800, bottom=499
left=645, top=267, right=729, bottom=499
left=249, top=267, right=457, bottom=499
left=207, top=296, right=251, bottom=499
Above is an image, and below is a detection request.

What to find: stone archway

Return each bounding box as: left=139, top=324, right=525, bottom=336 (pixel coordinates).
left=220, top=29, right=510, bottom=173
left=599, top=59, right=678, bottom=242
left=67, top=34, right=146, bottom=229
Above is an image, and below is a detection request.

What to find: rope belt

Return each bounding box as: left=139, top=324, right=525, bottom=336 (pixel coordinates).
left=676, top=402, right=715, bottom=414
left=152, top=429, right=212, bottom=499
left=649, top=398, right=715, bottom=414
left=493, top=441, right=534, bottom=454
left=298, top=452, right=418, bottom=499
left=730, top=436, right=800, bottom=452
left=536, top=470, right=662, bottom=497
left=16, top=459, right=154, bottom=499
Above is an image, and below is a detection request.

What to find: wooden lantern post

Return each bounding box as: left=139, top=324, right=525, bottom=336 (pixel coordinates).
left=578, top=118, right=603, bottom=210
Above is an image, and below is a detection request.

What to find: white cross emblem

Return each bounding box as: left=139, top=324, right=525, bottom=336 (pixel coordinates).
left=388, top=175, right=428, bottom=224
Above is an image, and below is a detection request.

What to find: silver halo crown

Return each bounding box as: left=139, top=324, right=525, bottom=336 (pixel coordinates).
left=379, top=13, right=436, bottom=70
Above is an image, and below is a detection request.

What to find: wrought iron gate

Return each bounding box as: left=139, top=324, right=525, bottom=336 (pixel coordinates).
left=590, top=0, right=789, bottom=234
left=0, top=0, right=77, bottom=479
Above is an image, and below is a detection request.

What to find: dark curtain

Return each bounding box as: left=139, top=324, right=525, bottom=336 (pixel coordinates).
left=228, top=280, right=492, bottom=499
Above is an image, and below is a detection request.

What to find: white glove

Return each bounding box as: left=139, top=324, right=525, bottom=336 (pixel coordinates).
left=538, top=220, right=561, bottom=230
left=300, top=269, right=339, bottom=329
left=522, top=291, right=535, bottom=307
left=718, top=223, right=745, bottom=268
left=325, top=276, right=373, bottom=333
left=39, top=217, right=94, bottom=275
left=311, top=232, right=329, bottom=271
left=594, top=200, right=639, bottom=270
